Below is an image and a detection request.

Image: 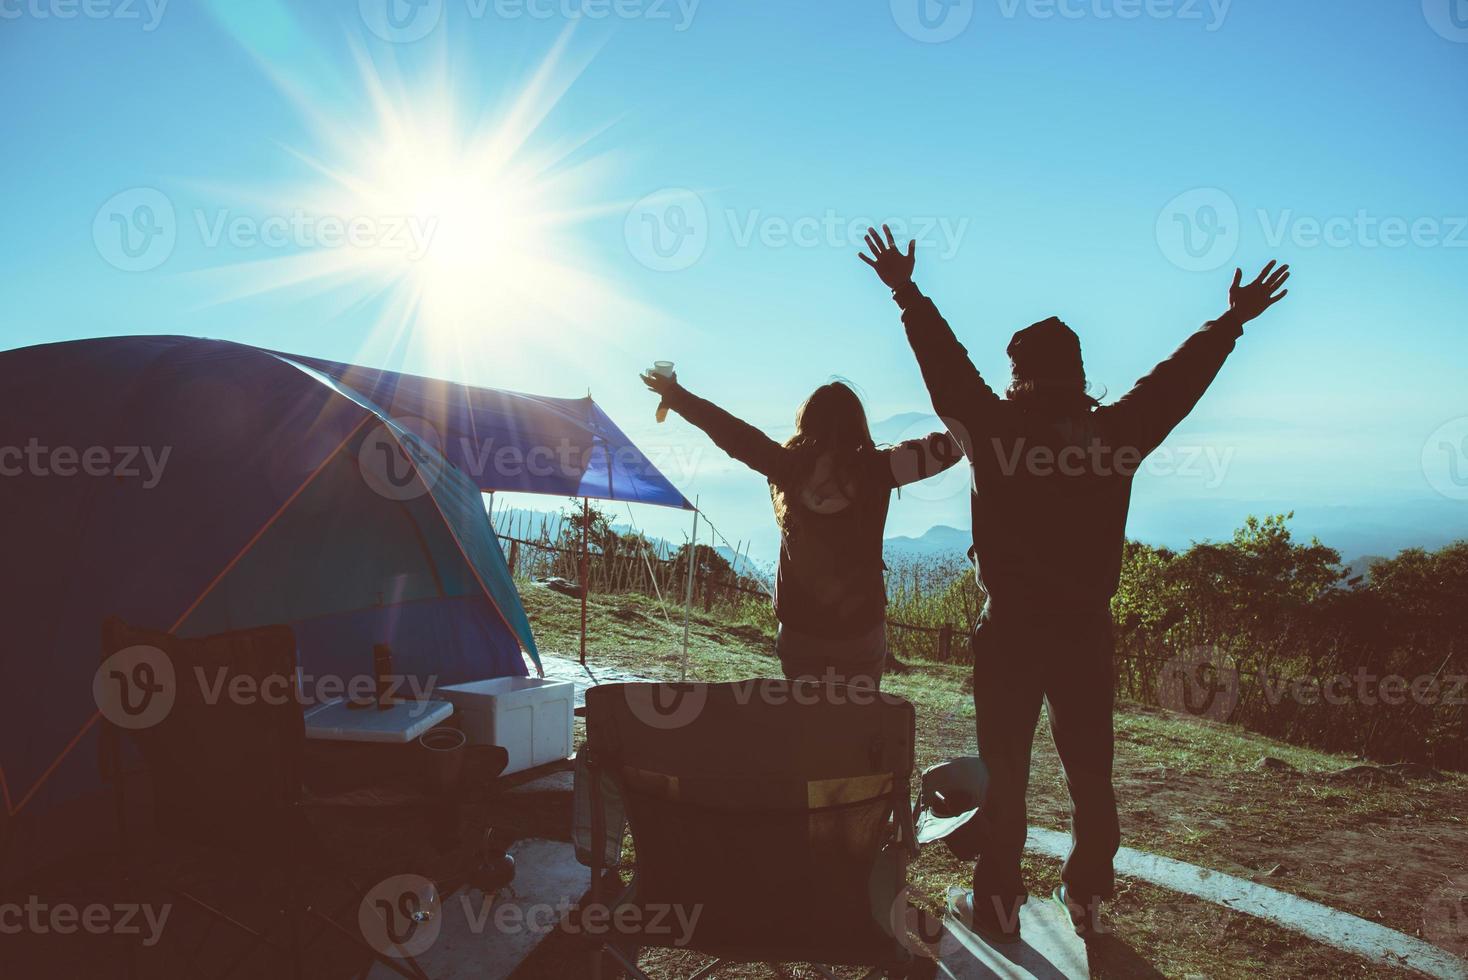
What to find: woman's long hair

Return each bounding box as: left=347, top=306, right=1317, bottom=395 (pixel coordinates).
left=773, top=381, right=876, bottom=527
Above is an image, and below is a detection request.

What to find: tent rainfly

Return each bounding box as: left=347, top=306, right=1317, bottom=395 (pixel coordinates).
left=0, top=335, right=691, bottom=840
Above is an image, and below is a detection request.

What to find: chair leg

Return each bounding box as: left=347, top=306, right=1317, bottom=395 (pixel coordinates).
left=588, top=943, right=605, bottom=980
left=602, top=941, right=654, bottom=979
left=305, top=906, right=434, bottom=980
left=289, top=900, right=304, bottom=980
left=182, top=915, right=219, bottom=975
left=104, top=729, right=142, bottom=980
left=172, top=887, right=275, bottom=945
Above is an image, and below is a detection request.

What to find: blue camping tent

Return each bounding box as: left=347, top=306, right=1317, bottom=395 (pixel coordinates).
left=0, top=335, right=690, bottom=841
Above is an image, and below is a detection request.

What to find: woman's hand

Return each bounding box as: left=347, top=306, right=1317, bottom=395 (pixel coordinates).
left=858, top=224, right=916, bottom=289
left=1228, top=261, right=1290, bottom=324
left=641, top=370, right=677, bottom=395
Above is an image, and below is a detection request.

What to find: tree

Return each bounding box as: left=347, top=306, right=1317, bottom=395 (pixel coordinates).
left=671, top=542, right=731, bottom=581
left=559, top=498, right=615, bottom=554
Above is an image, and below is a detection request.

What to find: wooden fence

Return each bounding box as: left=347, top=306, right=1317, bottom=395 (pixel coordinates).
left=495, top=518, right=1463, bottom=769
left=496, top=531, right=971, bottom=658
left=497, top=533, right=771, bottom=614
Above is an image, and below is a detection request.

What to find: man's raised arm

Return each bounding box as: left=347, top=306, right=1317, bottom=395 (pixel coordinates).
left=858, top=224, right=1000, bottom=455
left=1105, top=261, right=1292, bottom=458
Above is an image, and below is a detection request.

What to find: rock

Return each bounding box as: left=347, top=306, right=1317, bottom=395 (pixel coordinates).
left=535, top=576, right=584, bottom=598
left=1325, top=762, right=1440, bottom=783
left=1255, top=756, right=1296, bottom=773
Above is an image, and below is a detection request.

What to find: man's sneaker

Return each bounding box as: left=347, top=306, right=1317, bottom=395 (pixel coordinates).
left=1052, top=884, right=1104, bottom=939
left=947, top=889, right=1022, bottom=946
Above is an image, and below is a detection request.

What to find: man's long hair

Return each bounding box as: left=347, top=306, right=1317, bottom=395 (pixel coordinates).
left=773, top=381, right=876, bottom=527
left=1005, top=316, right=1102, bottom=412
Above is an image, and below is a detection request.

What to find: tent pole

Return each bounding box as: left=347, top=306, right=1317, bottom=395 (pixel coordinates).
left=679, top=497, right=700, bottom=682
left=580, top=497, right=591, bottom=666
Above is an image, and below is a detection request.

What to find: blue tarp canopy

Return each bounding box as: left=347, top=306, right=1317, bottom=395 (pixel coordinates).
left=0, top=334, right=689, bottom=835
left=281, top=349, right=693, bottom=508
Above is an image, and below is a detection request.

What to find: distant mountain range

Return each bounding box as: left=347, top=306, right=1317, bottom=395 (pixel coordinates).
left=1340, top=555, right=1388, bottom=585
left=489, top=468, right=1465, bottom=586
left=489, top=502, right=966, bottom=580
left=1126, top=497, right=1467, bottom=563
left=865, top=411, right=1468, bottom=564
left=882, top=530, right=1407, bottom=587
left=883, top=524, right=972, bottom=561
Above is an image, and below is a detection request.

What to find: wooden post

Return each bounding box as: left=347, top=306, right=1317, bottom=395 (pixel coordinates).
left=938, top=623, right=953, bottom=661
left=679, top=499, right=700, bottom=682
left=507, top=539, right=519, bottom=577
left=580, top=497, right=590, bottom=666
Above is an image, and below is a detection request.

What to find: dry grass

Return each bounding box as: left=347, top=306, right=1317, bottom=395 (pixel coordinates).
left=511, top=585, right=1468, bottom=979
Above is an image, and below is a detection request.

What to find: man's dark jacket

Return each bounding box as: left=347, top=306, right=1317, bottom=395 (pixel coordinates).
left=894, top=281, right=1246, bottom=617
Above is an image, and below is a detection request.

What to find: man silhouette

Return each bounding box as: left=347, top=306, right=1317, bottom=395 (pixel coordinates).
left=859, top=225, right=1290, bottom=944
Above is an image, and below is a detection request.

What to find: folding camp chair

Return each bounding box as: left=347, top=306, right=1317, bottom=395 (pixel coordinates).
left=575, top=679, right=937, bottom=979
left=99, top=618, right=430, bottom=980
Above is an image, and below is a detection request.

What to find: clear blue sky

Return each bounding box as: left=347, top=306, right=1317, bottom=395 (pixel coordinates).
left=3, top=0, right=1465, bottom=564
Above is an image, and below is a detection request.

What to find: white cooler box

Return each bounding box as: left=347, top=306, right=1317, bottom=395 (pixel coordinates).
left=439, top=677, right=575, bottom=775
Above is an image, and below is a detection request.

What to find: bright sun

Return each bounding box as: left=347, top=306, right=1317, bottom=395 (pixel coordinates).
left=359, top=130, right=547, bottom=322
left=200, top=29, right=656, bottom=375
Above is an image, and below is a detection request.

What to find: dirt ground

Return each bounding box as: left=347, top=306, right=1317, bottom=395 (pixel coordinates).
left=4, top=588, right=1461, bottom=979
left=511, top=587, right=1468, bottom=978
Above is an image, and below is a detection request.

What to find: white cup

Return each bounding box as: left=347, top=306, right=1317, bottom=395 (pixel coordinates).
left=650, top=361, right=675, bottom=378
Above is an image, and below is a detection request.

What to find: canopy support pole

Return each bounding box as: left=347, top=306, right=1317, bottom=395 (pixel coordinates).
left=580, top=497, right=591, bottom=666
left=679, top=498, right=700, bottom=682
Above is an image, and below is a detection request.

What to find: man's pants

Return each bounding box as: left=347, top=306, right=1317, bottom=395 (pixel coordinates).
left=971, top=612, right=1120, bottom=909
left=775, top=620, right=887, bottom=691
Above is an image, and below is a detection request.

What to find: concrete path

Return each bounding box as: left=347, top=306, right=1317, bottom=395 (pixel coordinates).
left=354, top=819, right=1465, bottom=980
left=1025, top=827, right=1468, bottom=980
left=939, top=899, right=1091, bottom=979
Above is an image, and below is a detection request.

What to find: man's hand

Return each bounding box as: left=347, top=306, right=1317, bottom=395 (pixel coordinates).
left=641, top=370, right=677, bottom=396
left=1228, top=261, right=1290, bottom=324
left=858, top=224, right=916, bottom=289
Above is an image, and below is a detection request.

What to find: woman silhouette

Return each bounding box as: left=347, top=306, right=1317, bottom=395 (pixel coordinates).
left=642, top=371, right=962, bottom=689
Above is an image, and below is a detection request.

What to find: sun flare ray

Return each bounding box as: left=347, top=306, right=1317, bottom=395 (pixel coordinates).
left=190, top=27, right=656, bottom=381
